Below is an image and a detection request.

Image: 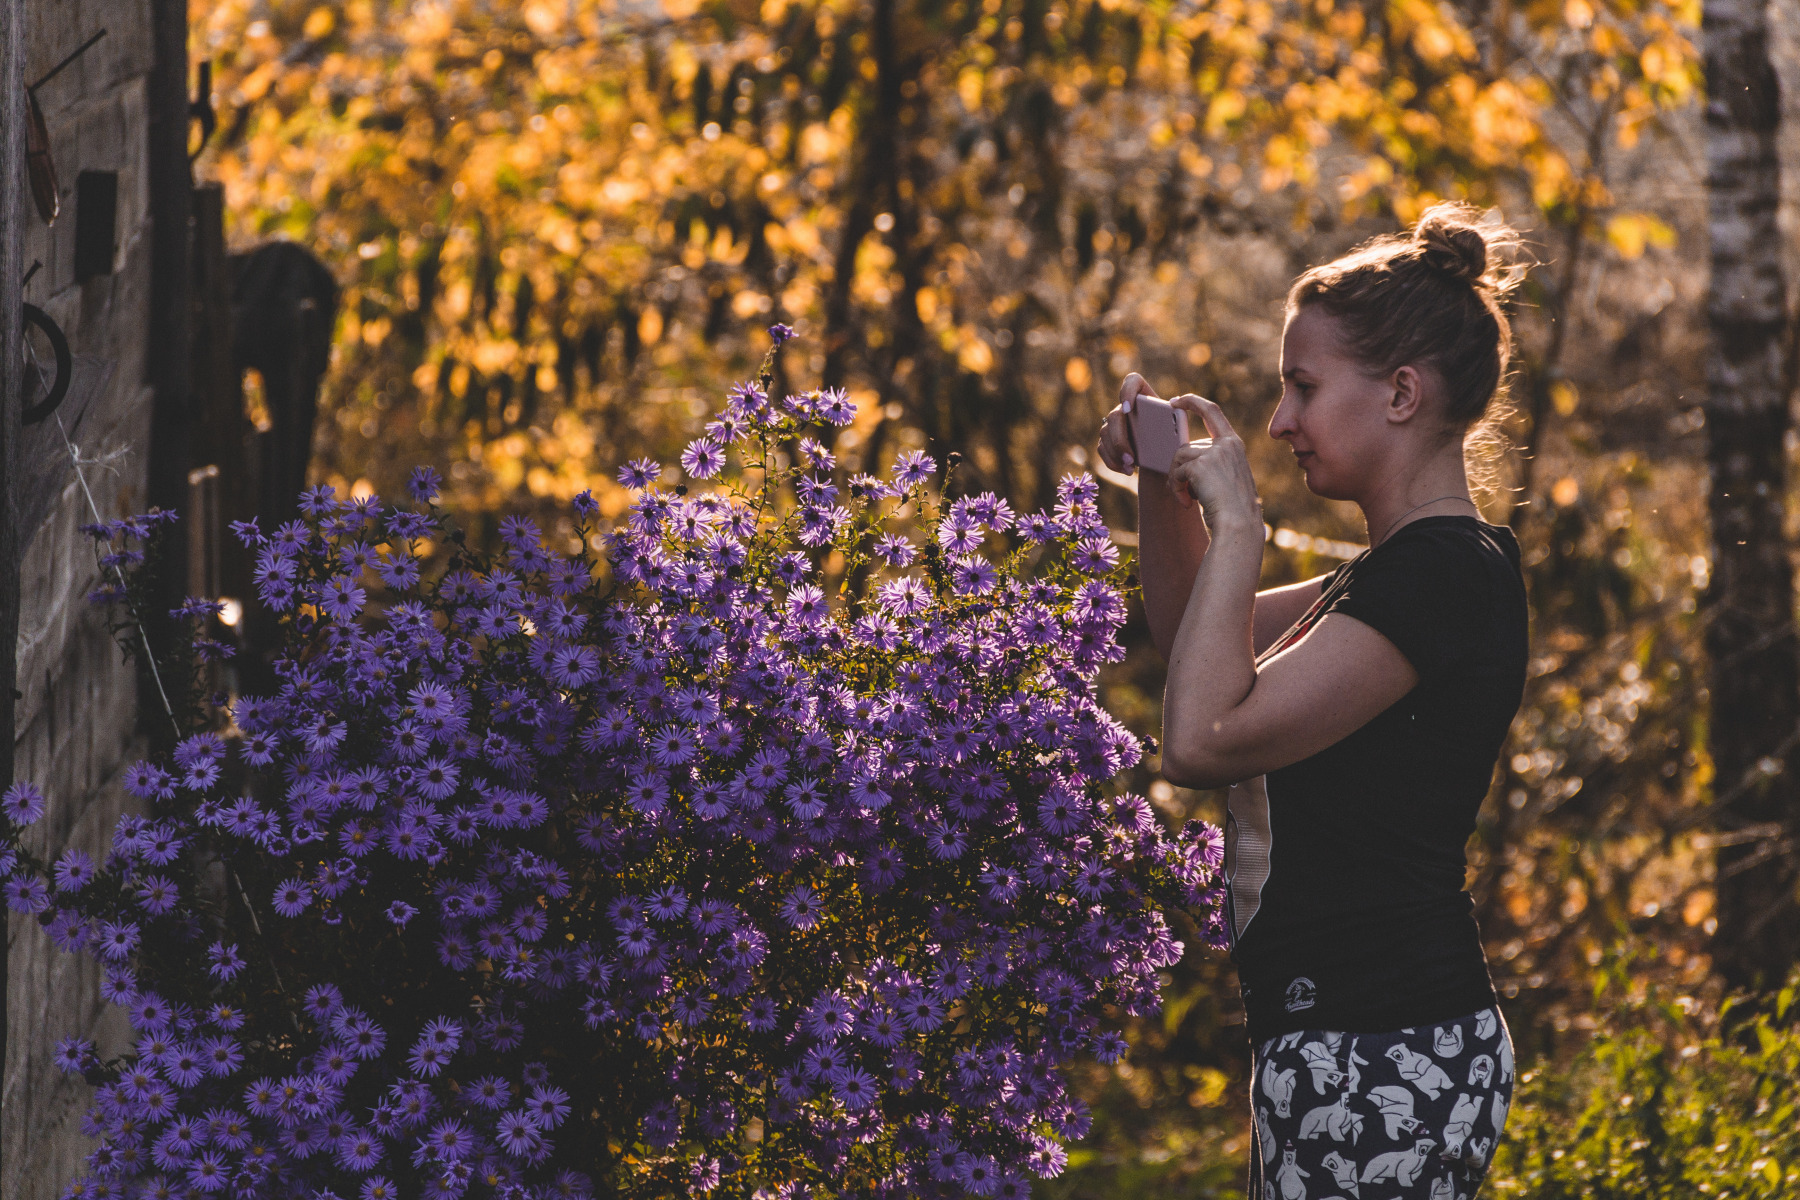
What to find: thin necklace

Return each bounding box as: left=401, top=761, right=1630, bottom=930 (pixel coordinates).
left=1373, top=495, right=1478, bottom=547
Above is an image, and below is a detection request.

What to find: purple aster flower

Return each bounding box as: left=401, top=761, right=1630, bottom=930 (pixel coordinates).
left=780, top=884, right=821, bottom=931
left=994, top=1172, right=1032, bottom=1199
left=831, top=1065, right=880, bottom=1110
left=201, top=1036, right=243, bottom=1077
left=625, top=771, right=669, bottom=816
left=1, top=780, right=46, bottom=825
left=407, top=466, right=443, bottom=502
left=207, top=941, right=245, bottom=981
left=53, top=1036, right=95, bottom=1075
left=337, top=1127, right=383, bottom=1172
left=951, top=557, right=1000, bottom=595
left=892, top=449, right=937, bottom=488
left=877, top=576, right=930, bottom=616
left=53, top=849, right=96, bottom=892
left=4, top=875, right=48, bottom=912
left=525, top=1085, right=571, bottom=1130
left=95, top=920, right=140, bottom=962
left=271, top=878, right=312, bottom=917
left=899, top=996, right=945, bottom=1033
left=468, top=1074, right=512, bottom=1110
left=618, top=457, right=662, bottom=490
left=1092, top=1030, right=1130, bottom=1064
left=321, top=574, right=367, bottom=622
left=185, top=1151, right=230, bottom=1192
left=496, top=1111, right=543, bottom=1158
left=804, top=992, right=855, bottom=1042
left=424, top=1118, right=474, bottom=1161
left=386, top=900, right=418, bottom=927
left=860, top=1006, right=904, bottom=1049
left=680, top=437, right=727, bottom=479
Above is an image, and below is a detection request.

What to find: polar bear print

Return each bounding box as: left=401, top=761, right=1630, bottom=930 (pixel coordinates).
left=1320, top=1150, right=1362, bottom=1197
left=1362, top=1138, right=1438, bottom=1188
left=1428, top=1174, right=1459, bottom=1200
left=1491, top=1089, right=1510, bottom=1135
left=1300, top=1040, right=1347, bottom=1093
left=1322, top=1030, right=1344, bottom=1055
left=1467, top=1054, right=1494, bottom=1088
left=1345, top=1037, right=1370, bottom=1094
left=1261, top=1060, right=1299, bottom=1118
left=1367, top=1084, right=1424, bottom=1138
left=1442, top=1092, right=1483, bottom=1159
left=1467, top=1136, right=1494, bottom=1172
left=1276, top=1030, right=1307, bottom=1053
left=1299, top=1091, right=1364, bottom=1143
left=1432, top=1025, right=1465, bottom=1059
left=1386, top=1043, right=1455, bottom=1099
left=1273, top=1143, right=1310, bottom=1200
left=1497, top=1029, right=1515, bottom=1083
left=1474, top=1009, right=1498, bottom=1041
left=1257, top=1106, right=1280, bottom=1165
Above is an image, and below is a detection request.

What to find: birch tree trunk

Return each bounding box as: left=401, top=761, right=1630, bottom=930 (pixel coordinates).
left=1702, top=0, right=1800, bottom=992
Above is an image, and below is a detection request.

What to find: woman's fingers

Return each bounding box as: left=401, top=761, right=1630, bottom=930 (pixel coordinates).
left=1097, top=407, right=1135, bottom=473
left=1168, top=393, right=1241, bottom=443
left=1188, top=395, right=1240, bottom=442
left=1120, top=372, right=1156, bottom=415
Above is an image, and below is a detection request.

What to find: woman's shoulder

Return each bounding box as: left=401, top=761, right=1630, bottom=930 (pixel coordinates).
left=1337, top=516, right=1524, bottom=615
left=1369, top=515, right=1520, bottom=575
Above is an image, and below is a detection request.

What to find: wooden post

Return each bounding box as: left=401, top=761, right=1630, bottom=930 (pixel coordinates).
left=144, top=0, right=192, bottom=749
left=0, top=0, right=27, bottom=1173
left=0, top=0, right=28, bottom=1178
left=190, top=183, right=251, bottom=703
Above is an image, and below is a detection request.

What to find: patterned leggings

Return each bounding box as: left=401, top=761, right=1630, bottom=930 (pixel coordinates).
left=1246, top=1005, right=1515, bottom=1200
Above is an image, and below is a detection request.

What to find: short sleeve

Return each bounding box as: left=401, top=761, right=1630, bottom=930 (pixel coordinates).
left=1323, top=529, right=1487, bottom=684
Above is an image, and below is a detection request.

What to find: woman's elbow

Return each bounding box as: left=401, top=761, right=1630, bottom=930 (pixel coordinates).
left=1159, top=741, right=1242, bottom=791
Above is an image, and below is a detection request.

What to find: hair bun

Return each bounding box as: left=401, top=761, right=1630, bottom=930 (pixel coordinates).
left=1414, top=205, right=1488, bottom=284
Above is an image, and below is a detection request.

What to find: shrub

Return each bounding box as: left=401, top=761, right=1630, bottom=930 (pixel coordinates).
left=4, top=331, right=1226, bottom=1200
left=1488, top=954, right=1800, bottom=1199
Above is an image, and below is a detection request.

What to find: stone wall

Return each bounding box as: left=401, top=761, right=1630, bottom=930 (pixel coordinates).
left=6, top=1, right=160, bottom=1195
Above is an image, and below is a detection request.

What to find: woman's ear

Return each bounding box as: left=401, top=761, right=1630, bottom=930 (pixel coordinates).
left=1387, top=364, right=1424, bottom=424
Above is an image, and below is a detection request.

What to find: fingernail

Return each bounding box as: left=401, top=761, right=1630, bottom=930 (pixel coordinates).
left=1121, top=452, right=1134, bottom=467
left=1122, top=399, right=1134, bottom=414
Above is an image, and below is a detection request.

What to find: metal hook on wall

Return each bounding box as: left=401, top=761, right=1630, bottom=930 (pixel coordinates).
left=23, top=28, right=109, bottom=224
left=21, top=305, right=72, bottom=425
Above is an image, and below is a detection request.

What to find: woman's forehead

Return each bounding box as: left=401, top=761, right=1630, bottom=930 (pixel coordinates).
left=1280, top=305, right=1354, bottom=366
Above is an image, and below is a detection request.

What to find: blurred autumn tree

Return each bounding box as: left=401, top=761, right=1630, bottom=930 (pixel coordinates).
left=185, top=0, right=1780, bottom=1193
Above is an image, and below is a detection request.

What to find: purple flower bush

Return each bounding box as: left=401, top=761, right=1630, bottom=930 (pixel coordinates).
left=8, top=333, right=1227, bottom=1200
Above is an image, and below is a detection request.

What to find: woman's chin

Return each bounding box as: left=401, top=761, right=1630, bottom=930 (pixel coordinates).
left=1298, top=465, right=1349, bottom=501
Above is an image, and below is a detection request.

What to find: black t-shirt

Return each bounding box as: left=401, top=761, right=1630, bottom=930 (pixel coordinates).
left=1222, top=515, right=1528, bottom=1045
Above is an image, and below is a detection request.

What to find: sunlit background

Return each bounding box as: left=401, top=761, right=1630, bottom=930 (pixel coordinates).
left=180, top=0, right=1800, bottom=1193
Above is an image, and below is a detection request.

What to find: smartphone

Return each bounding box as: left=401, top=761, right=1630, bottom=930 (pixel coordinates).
left=1130, top=395, right=1190, bottom=474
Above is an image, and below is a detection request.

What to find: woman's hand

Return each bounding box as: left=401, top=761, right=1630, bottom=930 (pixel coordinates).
left=1096, top=372, right=1152, bottom=474
left=1166, top=395, right=1262, bottom=530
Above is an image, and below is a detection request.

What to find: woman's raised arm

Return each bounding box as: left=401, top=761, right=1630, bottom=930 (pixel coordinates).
left=1101, top=374, right=1334, bottom=661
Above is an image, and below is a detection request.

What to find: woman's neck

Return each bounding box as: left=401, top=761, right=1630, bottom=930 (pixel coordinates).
left=1360, top=457, right=1478, bottom=548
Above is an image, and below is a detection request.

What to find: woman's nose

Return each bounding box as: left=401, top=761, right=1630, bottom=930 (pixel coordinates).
left=1268, top=398, right=1296, bottom=439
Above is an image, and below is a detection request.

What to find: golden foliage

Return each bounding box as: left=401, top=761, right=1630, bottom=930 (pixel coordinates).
left=191, top=0, right=1696, bottom=527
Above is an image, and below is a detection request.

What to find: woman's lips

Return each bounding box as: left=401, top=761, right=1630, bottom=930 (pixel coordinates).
left=1294, top=451, right=1315, bottom=464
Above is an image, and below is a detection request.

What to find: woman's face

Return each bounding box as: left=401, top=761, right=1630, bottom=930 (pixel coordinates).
left=1268, top=305, right=1399, bottom=502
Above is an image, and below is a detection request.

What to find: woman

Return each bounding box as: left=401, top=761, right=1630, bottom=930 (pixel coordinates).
left=1096, top=204, right=1527, bottom=1200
